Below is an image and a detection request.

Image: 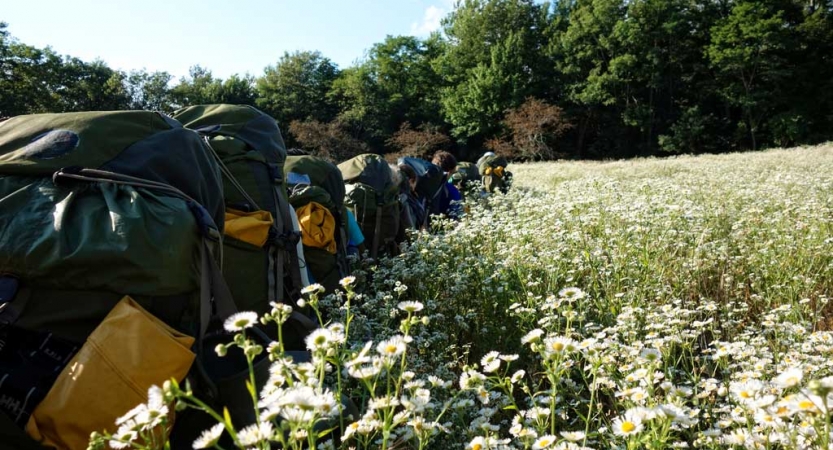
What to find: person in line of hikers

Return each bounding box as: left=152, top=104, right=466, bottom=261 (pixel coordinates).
left=450, top=160, right=483, bottom=201
left=396, top=163, right=428, bottom=231
left=430, top=150, right=464, bottom=219
left=476, top=151, right=513, bottom=194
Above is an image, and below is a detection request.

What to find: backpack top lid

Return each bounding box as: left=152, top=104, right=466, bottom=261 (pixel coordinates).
left=1, top=110, right=178, bottom=174
left=171, top=104, right=287, bottom=166
left=0, top=110, right=225, bottom=228
left=338, top=153, right=392, bottom=194
left=398, top=156, right=446, bottom=200
left=285, top=154, right=345, bottom=208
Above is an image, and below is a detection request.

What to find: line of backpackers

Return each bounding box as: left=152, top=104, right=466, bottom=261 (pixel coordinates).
left=290, top=147, right=512, bottom=274
left=0, top=105, right=511, bottom=450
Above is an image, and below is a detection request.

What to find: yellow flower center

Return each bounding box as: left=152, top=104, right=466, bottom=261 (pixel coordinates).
left=385, top=344, right=398, bottom=354
left=799, top=400, right=816, bottom=410
left=472, top=444, right=482, bottom=450
left=551, top=342, right=564, bottom=352
left=621, top=421, right=636, bottom=433
left=539, top=438, right=551, bottom=446
left=739, top=391, right=752, bottom=399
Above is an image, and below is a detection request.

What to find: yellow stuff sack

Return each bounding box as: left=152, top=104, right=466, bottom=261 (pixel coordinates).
left=26, top=296, right=195, bottom=450
left=296, top=201, right=337, bottom=254
left=224, top=208, right=274, bottom=247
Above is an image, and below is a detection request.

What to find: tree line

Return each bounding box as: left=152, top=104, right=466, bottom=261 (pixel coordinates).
left=2, top=0, right=832, bottom=161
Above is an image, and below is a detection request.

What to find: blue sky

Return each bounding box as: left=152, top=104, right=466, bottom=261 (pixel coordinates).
left=4, top=0, right=455, bottom=79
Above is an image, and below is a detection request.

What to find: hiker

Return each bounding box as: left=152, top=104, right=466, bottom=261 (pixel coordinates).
left=339, top=154, right=402, bottom=259
left=396, top=163, right=427, bottom=231
left=476, top=151, right=512, bottom=194
left=450, top=160, right=482, bottom=199
left=430, top=151, right=464, bottom=219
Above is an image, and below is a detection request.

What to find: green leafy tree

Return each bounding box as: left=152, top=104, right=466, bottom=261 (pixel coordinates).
left=123, top=70, right=175, bottom=111
left=437, top=0, right=552, bottom=143
left=0, top=23, right=65, bottom=116
left=256, top=51, right=339, bottom=128
left=330, top=35, right=445, bottom=152
left=170, top=65, right=221, bottom=108
left=555, top=0, right=627, bottom=157
left=707, top=1, right=792, bottom=150
left=53, top=58, right=130, bottom=111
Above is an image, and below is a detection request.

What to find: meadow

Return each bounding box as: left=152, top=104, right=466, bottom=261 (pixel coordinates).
left=97, top=145, right=833, bottom=450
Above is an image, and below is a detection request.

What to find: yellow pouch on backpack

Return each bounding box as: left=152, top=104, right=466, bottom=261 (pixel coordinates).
left=296, top=201, right=337, bottom=254
left=25, top=296, right=195, bottom=450
left=224, top=208, right=274, bottom=247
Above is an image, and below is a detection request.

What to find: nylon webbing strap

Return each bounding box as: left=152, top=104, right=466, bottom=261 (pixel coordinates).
left=372, top=204, right=383, bottom=259
left=199, top=240, right=239, bottom=349
left=53, top=169, right=198, bottom=205
left=198, top=244, right=213, bottom=348
left=267, top=246, right=277, bottom=305
left=281, top=200, right=303, bottom=301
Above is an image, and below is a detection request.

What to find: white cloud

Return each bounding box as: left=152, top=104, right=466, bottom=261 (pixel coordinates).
left=410, top=2, right=453, bottom=36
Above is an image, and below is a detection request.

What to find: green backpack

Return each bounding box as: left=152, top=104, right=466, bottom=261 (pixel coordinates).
left=339, top=154, right=401, bottom=259
left=0, top=111, right=233, bottom=445
left=455, top=161, right=481, bottom=186
left=172, top=105, right=307, bottom=322
left=285, top=155, right=349, bottom=293
left=477, top=154, right=511, bottom=193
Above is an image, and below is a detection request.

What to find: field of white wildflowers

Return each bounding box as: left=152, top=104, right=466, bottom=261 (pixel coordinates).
left=95, top=145, right=833, bottom=450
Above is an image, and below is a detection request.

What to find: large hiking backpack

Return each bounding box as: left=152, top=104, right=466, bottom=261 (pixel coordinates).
left=454, top=161, right=481, bottom=187
left=0, top=111, right=233, bottom=448
left=397, top=157, right=446, bottom=224
left=339, top=154, right=401, bottom=259
left=285, top=155, right=349, bottom=293
left=477, top=154, right=511, bottom=193
left=172, top=105, right=307, bottom=320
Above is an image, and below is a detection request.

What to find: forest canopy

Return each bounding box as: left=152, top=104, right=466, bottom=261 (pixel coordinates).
left=2, top=0, right=832, bottom=160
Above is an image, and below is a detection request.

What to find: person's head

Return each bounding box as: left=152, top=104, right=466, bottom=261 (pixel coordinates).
left=431, top=151, right=458, bottom=174
left=398, top=163, right=418, bottom=192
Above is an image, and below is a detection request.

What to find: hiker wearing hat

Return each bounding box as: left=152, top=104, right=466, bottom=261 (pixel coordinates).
left=431, top=151, right=463, bottom=219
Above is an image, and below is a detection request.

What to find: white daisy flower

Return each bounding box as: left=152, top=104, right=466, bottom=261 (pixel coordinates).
left=774, top=367, right=803, bottom=389
left=481, top=351, right=501, bottom=373
left=397, top=301, right=424, bottom=313
left=612, top=411, right=644, bottom=436
left=521, top=328, right=545, bottom=344
left=237, top=421, right=274, bottom=447
left=532, top=435, right=557, bottom=449
left=560, top=430, right=586, bottom=442
left=339, top=276, right=357, bottom=288
left=558, top=287, right=585, bottom=300
left=305, top=328, right=335, bottom=352
left=301, top=283, right=325, bottom=295
left=192, top=423, right=225, bottom=449
left=377, top=335, right=407, bottom=358
left=224, top=311, right=259, bottom=332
